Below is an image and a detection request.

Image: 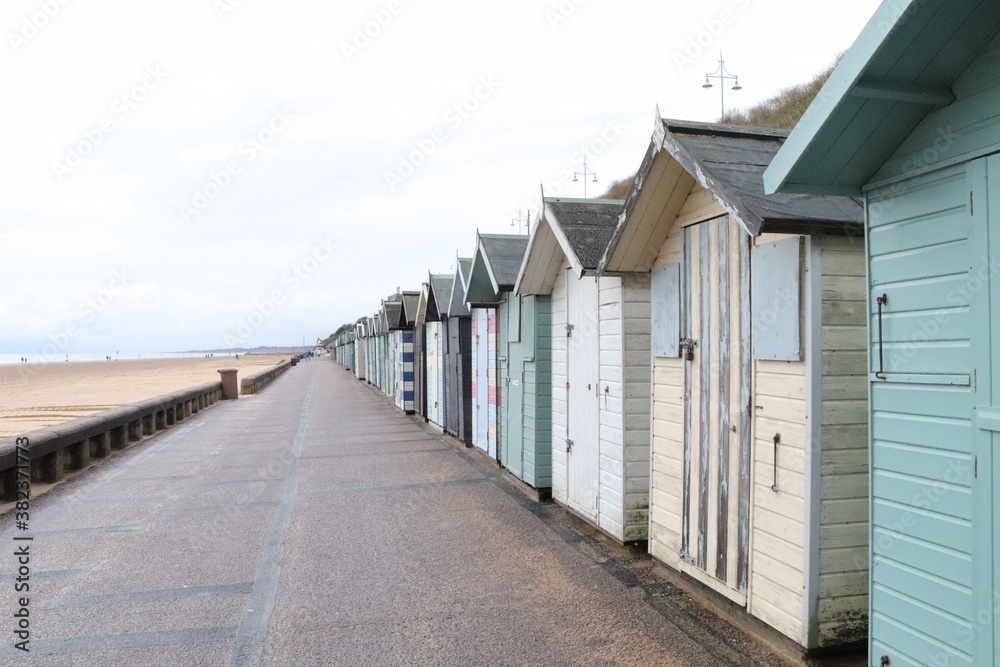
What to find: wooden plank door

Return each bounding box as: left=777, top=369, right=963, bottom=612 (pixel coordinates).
left=566, top=273, right=601, bottom=522
left=679, top=218, right=752, bottom=593
left=472, top=309, right=490, bottom=454
left=506, top=297, right=525, bottom=479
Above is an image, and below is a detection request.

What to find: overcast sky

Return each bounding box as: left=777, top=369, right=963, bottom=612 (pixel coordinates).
left=0, top=0, right=881, bottom=355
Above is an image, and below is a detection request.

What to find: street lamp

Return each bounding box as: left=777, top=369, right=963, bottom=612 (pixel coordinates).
left=703, top=52, right=742, bottom=119
left=573, top=157, right=598, bottom=198
left=510, top=209, right=531, bottom=235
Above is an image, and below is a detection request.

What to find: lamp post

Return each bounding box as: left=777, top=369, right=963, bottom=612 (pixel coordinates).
left=510, top=209, right=531, bottom=235
left=702, top=52, right=742, bottom=119
left=573, top=157, right=598, bottom=198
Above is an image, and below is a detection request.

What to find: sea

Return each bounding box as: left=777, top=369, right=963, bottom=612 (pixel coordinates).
left=0, top=352, right=242, bottom=366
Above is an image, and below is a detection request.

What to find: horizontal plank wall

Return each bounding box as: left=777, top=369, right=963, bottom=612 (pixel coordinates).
left=525, top=295, right=553, bottom=488
left=622, top=274, right=651, bottom=541
left=817, top=235, right=869, bottom=646
left=749, top=231, right=808, bottom=644
left=598, top=276, right=627, bottom=539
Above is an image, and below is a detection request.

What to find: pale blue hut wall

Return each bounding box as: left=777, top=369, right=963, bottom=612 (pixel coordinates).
left=866, top=163, right=976, bottom=666
left=871, top=32, right=1000, bottom=186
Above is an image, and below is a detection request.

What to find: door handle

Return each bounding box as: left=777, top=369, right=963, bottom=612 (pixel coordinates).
left=976, top=406, right=1000, bottom=432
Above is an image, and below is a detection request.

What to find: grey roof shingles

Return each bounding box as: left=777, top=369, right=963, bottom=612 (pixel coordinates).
left=479, top=234, right=529, bottom=289
left=546, top=199, right=623, bottom=271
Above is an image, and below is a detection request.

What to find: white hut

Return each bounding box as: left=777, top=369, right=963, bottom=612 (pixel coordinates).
left=515, top=196, right=651, bottom=543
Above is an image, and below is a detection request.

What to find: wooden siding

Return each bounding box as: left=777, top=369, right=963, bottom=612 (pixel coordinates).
left=817, top=235, right=869, bottom=647
left=525, top=296, right=553, bottom=488
left=750, top=232, right=808, bottom=645
left=873, top=31, right=1000, bottom=186
left=866, top=164, right=975, bottom=667
left=622, top=274, right=651, bottom=541
left=675, top=182, right=727, bottom=229
left=551, top=263, right=569, bottom=505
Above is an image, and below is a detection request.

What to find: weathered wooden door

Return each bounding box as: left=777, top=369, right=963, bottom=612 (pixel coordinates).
left=678, top=218, right=752, bottom=592
left=565, top=273, right=600, bottom=522
left=505, top=296, right=525, bottom=479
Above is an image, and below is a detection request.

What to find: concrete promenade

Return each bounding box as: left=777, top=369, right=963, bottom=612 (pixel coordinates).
left=0, top=359, right=785, bottom=666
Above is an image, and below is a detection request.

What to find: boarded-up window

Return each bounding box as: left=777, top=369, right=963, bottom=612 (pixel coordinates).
left=651, top=263, right=681, bottom=357
left=751, top=238, right=802, bottom=361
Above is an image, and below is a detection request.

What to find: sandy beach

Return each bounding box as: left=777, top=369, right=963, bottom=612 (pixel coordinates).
left=0, top=355, right=290, bottom=438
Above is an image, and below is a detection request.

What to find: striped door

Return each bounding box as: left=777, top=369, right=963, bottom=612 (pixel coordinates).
left=679, top=217, right=752, bottom=592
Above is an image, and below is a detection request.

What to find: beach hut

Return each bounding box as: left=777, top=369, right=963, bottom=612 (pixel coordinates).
left=379, top=298, right=401, bottom=399
left=389, top=291, right=419, bottom=415
left=466, top=232, right=552, bottom=489
left=354, top=318, right=368, bottom=382
left=465, top=233, right=531, bottom=465
left=412, top=285, right=431, bottom=418
left=600, top=115, right=868, bottom=652
left=425, top=273, right=454, bottom=430
left=444, top=257, right=474, bottom=445
left=515, top=196, right=650, bottom=543
left=469, top=301, right=497, bottom=457
left=764, top=2, right=1000, bottom=663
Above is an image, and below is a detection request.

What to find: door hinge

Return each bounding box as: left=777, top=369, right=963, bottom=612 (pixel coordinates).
left=566, top=438, right=574, bottom=453
left=970, top=191, right=974, bottom=215
left=975, top=456, right=978, bottom=479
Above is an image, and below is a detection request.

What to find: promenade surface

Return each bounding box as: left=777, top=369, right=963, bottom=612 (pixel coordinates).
left=0, top=359, right=787, bottom=666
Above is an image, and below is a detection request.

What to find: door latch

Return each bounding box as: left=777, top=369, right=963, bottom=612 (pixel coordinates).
left=565, top=324, right=574, bottom=337
left=679, top=338, right=699, bottom=361
left=566, top=438, right=574, bottom=453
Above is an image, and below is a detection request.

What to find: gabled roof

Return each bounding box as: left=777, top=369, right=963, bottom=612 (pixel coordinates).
left=425, top=273, right=450, bottom=322
left=765, top=0, right=1000, bottom=195
left=447, top=256, right=473, bottom=318
left=514, top=195, right=623, bottom=295
left=465, top=232, right=529, bottom=306
left=399, top=291, right=421, bottom=328
left=426, top=273, right=453, bottom=322
left=601, top=114, right=864, bottom=273
left=383, top=301, right=403, bottom=332
left=415, top=284, right=430, bottom=327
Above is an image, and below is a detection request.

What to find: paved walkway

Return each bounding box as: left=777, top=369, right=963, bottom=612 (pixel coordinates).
left=0, top=360, right=783, bottom=666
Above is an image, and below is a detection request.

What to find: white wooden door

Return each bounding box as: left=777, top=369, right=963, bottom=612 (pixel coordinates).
left=565, top=273, right=601, bottom=522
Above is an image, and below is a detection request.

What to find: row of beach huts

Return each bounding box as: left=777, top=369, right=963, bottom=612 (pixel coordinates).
left=331, top=2, right=1000, bottom=665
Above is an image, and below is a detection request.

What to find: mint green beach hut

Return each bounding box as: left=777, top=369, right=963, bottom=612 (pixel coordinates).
left=465, top=232, right=553, bottom=491
left=765, top=1, right=1000, bottom=664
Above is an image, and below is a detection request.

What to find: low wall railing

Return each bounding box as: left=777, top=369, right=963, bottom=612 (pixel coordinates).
left=240, top=360, right=292, bottom=395
left=0, top=381, right=224, bottom=501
